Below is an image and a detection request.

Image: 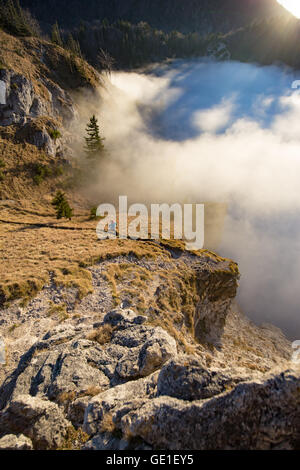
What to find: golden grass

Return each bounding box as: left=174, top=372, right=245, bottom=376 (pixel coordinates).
left=102, top=263, right=154, bottom=310
left=80, top=386, right=102, bottom=397
left=86, top=324, right=115, bottom=345
left=0, top=209, right=173, bottom=307
left=58, top=426, right=89, bottom=451
left=100, top=413, right=116, bottom=434
left=57, top=391, right=77, bottom=404
left=47, top=302, right=69, bottom=322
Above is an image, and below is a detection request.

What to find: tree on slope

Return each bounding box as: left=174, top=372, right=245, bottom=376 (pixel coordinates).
left=84, top=115, right=105, bottom=160
left=51, top=191, right=73, bottom=220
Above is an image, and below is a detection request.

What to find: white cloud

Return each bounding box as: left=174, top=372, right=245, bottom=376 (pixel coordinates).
left=75, top=59, right=300, bottom=337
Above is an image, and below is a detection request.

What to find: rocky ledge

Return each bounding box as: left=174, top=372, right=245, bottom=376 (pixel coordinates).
left=0, top=247, right=298, bottom=450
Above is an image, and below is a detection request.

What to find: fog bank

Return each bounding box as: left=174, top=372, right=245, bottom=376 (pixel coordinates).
left=84, top=59, right=300, bottom=338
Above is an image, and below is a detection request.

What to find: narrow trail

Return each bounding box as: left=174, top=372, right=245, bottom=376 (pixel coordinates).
left=0, top=219, right=95, bottom=231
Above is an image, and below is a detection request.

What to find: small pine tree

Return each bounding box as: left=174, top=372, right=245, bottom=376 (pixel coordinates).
left=84, top=115, right=105, bottom=160
left=89, top=206, right=97, bottom=220
left=52, top=191, right=73, bottom=220
left=51, top=21, right=63, bottom=47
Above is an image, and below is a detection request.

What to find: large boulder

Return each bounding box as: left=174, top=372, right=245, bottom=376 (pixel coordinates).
left=84, top=372, right=158, bottom=437
left=119, top=371, right=300, bottom=450
left=15, top=118, right=62, bottom=156
left=112, top=323, right=177, bottom=380
left=157, top=355, right=240, bottom=401
left=0, top=395, right=70, bottom=450
left=0, top=313, right=177, bottom=428
left=0, top=434, right=33, bottom=450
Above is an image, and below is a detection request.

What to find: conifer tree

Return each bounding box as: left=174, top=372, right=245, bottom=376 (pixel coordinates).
left=51, top=21, right=63, bottom=47
left=66, top=33, right=82, bottom=57
left=0, top=0, right=40, bottom=37
left=84, top=115, right=105, bottom=160
left=51, top=191, right=73, bottom=220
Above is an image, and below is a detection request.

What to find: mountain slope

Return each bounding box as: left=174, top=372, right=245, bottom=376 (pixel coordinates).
left=20, top=0, right=291, bottom=33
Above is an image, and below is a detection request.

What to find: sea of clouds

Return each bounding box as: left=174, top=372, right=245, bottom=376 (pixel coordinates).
left=76, top=58, right=300, bottom=338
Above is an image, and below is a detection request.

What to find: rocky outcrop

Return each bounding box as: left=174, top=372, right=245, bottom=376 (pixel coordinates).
left=0, top=248, right=295, bottom=450
left=82, top=361, right=300, bottom=450
left=118, top=370, right=300, bottom=450
left=15, top=118, right=64, bottom=157
left=0, top=434, right=33, bottom=450
left=193, top=258, right=239, bottom=344
left=83, top=372, right=159, bottom=437
left=0, top=70, right=76, bottom=127
left=0, top=309, right=177, bottom=421
left=156, top=355, right=241, bottom=401
left=0, top=395, right=70, bottom=450
left=0, top=69, right=77, bottom=156
left=0, top=303, right=297, bottom=450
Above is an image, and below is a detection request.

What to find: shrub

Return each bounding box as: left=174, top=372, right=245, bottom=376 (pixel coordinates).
left=51, top=190, right=73, bottom=220
left=49, top=129, right=62, bottom=141
left=86, top=324, right=114, bottom=345
left=32, top=163, right=52, bottom=185
left=89, top=206, right=103, bottom=220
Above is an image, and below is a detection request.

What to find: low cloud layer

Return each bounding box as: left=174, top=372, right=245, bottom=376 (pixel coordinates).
left=77, top=59, right=300, bottom=338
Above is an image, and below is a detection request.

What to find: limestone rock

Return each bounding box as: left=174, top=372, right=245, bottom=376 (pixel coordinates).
left=0, top=434, right=33, bottom=450
left=103, top=308, right=147, bottom=327
left=0, top=395, right=70, bottom=450
left=157, top=355, right=238, bottom=401
left=0, top=70, right=76, bottom=127
left=113, top=324, right=177, bottom=380
left=83, top=432, right=152, bottom=450
left=119, top=371, right=300, bottom=450
left=67, top=396, right=90, bottom=428
left=84, top=372, right=158, bottom=437
left=0, top=319, right=176, bottom=424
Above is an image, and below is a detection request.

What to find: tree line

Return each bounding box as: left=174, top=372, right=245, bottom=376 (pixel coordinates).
left=0, top=0, right=40, bottom=37
left=62, top=19, right=208, bottom=69
left=0, top=0, right=209, bottom=70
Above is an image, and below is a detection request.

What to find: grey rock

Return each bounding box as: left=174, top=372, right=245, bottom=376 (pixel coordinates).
left=0, top=319, right=176, bottom=421
left=0, top=71, right=36, bottom=125
left=120, top=371, right=300, bottom=450
left=0, top=395, right=70, bottom=450
left=67, top=396, right=90, bottom=428
left=0, top=434, right=33, bottom=450
left=113, top=325, right=177, bottom=379
left=83, top=432, right=152, bottom=451
left=42, top=78, right=77, bottom=125
left=0, top=335, right=5, bottom=365
left=16, top=120, right=57, bottom=156
left=104, top=308, right=147, bottom=326
left=84, top=372, right=158, bottom=437
left=157, top=355, right=236, bottom=401
left=9, top=339, right=110, bottom=405
left=83, top=432, right=129, bottom=451
left=0, top=70, right=76, bottom=127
